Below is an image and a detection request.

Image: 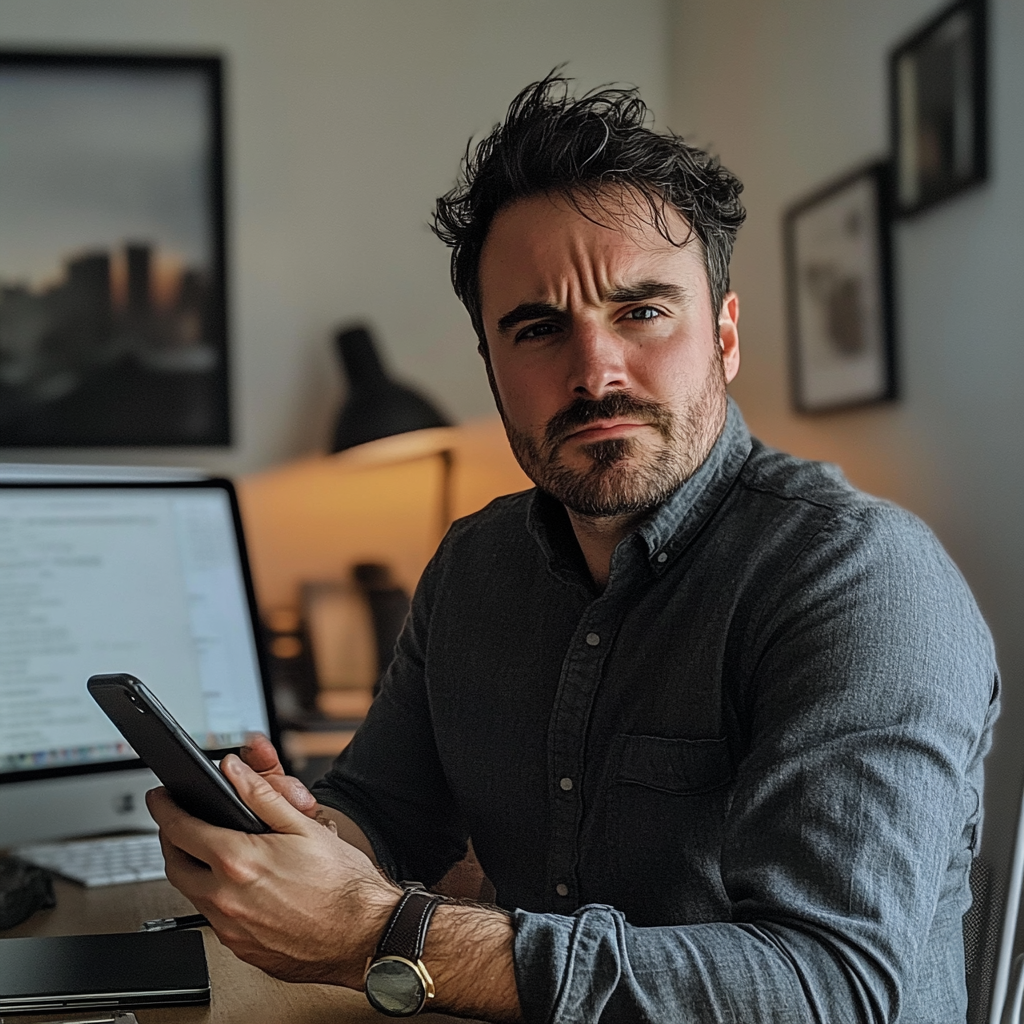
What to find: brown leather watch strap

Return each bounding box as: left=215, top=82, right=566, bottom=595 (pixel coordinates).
left=375, top=886, right=445, bottom=962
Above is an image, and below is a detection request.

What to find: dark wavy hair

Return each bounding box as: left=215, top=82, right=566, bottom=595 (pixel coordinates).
left=432, top=72, right=746, bottom=352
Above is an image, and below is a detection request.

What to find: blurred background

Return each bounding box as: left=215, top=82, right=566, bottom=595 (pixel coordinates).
left=0, top=0, right=1021, bottom=935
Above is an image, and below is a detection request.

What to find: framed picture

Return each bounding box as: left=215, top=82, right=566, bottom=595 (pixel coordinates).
left=784, top=162, right=896, bottom=414
left=0, top=51, right=229, bottom=446
left=890, top=0, right=987, bottom=217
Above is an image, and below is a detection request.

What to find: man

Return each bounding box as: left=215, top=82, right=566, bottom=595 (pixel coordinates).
left=149, top=75, right=999, bottom=1022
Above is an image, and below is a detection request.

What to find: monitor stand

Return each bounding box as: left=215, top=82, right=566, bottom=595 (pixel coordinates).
left=0, top=769, right=159, bottom=847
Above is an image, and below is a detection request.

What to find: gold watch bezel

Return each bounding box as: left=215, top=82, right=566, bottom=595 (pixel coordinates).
left=364, top=954, right=436, bottom=1016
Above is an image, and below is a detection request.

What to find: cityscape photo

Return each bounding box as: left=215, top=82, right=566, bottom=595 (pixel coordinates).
left=0, top=57, right=228, bottom=445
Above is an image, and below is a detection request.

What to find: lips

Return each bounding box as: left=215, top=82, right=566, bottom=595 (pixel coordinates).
left=564, top=420, right=651, bottom=443
left=543, top=392, right=673, bottom=450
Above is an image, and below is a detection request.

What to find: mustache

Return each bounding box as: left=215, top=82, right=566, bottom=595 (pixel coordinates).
left=544, top=392, right=673, bottom=447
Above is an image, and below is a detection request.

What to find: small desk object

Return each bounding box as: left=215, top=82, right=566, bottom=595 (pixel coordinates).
left=0, top=930, right=208, bottom=1013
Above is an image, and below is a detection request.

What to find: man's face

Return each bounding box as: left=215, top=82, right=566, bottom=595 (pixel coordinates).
left=478, top=189, right=740, bottom=519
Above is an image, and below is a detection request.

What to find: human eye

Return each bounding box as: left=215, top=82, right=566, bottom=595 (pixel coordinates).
left=515, top=321, right=561, bottom=342
left=623, top=306, right=663, bottom=321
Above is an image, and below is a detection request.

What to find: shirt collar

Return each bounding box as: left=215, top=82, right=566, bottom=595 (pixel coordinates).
left=634, top=397, right=751, bottom=568
left=526, top=397, right=752, bottom=581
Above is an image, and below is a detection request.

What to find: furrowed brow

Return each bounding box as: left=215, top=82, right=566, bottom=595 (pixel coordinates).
left=604, top=281, right=690, bottom=304
left=496, top=301, right=566, bottom=333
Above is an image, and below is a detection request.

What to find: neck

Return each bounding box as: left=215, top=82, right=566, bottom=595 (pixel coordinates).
left=565, top=508, right=644, bottom=588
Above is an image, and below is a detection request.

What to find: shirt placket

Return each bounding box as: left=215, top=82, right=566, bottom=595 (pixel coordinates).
left=545, top=605, right=615, bottom=909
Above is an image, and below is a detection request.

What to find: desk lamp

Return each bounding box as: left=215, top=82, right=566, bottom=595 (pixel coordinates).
left=261, top=326, right=455, bottom=731
left=330, top=324, right=455, bottom=533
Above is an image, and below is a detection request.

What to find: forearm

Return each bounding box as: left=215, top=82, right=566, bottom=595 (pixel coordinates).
left=313, top=805, right=516, bottom=1016
left=425, top=902, right=522, bottom=1022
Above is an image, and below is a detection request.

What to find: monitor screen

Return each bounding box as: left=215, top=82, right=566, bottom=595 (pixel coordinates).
left=0, top=482, right=272, bottom=780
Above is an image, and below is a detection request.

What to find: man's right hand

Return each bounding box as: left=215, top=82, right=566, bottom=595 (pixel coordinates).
left=238, top=732, right=319, bottom=818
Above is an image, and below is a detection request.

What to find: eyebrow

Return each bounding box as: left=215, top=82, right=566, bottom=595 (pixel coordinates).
left=497, top=302, right=566, bottom=333
left=495, top=280, right=691, bottom=333
left=605, top=280, right=690, bottom=305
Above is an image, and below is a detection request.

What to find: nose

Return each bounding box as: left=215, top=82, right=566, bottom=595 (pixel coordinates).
left=567, top=320, right=630, bottom=400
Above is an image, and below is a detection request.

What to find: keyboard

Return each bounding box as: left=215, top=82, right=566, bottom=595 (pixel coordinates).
left=13, top=833, right=166, bottom=887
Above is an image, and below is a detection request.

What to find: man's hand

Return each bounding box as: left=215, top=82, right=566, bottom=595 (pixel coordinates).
left=150, top=755, right=523, bottom=1020
left=239, top=733, right=379, bottom=862
left=238, top=732, right=318, bottom=818
left=146, top=754, right=400, bottom=988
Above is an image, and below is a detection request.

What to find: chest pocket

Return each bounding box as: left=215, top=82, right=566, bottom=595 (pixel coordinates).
left=596, top=734, right=735, bottom=926
left=614, top=734, right=734, bottom=794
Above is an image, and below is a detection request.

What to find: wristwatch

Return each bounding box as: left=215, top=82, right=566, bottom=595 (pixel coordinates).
left=364, top=882, right=445, bottom=1017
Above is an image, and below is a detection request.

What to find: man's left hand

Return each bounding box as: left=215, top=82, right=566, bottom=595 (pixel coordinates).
left=146, top=754, right=401, bottom=988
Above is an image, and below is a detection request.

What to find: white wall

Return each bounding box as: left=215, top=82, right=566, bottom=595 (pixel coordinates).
left=0, top=0, right=669, bottom=474
left=670, top=0, right=1024, bottom=872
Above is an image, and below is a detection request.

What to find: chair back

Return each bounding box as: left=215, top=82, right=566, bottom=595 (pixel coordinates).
left=968, top=778, right=1024, bottom=1024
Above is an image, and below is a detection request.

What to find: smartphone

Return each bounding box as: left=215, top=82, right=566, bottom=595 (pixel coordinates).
left=87, top=673, right=270, bottom=834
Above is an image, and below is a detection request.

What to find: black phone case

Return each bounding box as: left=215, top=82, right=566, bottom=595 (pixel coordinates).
left=87, top=673, right=270, bottom=834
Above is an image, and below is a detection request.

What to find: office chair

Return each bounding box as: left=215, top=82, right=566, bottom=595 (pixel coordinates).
left=967, top=776, right=1024, bottom=1024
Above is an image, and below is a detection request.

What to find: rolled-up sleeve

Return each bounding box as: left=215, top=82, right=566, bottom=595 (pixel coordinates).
left=511, top=507, right=999, bottom=1024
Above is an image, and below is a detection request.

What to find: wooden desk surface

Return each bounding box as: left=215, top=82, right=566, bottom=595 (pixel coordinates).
left=3, top=877, right=467, bottom=1023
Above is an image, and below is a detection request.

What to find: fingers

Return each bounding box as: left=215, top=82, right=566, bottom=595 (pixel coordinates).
left=146, top=786, right=232, bottom=869
left=238, top=735, right=318, bottom=816
left=156, top=830, right=248, bottom=948
left=221, top=755, right=319, bottom=836
left=264, top=773, right=319, bottom=816
left=158, top=826, right=215, bottom=893
left=239, top=733, right=284, bottom=776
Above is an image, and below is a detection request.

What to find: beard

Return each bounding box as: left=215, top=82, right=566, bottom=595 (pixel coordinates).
left=503, top=351, right=728, bottom=519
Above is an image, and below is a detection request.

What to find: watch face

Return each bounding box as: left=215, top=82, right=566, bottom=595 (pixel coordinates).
left=365, top=957, right=426, bottom=1017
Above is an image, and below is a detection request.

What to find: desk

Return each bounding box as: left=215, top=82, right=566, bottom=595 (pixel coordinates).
left=3, top=877, right=467, bottom=1023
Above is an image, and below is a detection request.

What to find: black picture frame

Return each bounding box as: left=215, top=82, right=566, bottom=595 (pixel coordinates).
left=784, top=162, right=897, bottom=414
left=0, top=51, right=230, bottom=446
left=890, top=0, right=988, bottom=217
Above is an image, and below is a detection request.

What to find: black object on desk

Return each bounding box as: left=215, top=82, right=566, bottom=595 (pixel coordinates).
left=0, top=930, right=209, bottom=1013
left=0, top=855, right=55, bottom=931
left=140, top=912, right=210, bottom=932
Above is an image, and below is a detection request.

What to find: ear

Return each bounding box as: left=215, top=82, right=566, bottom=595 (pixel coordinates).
left=718, top=291, right=740, bottom=384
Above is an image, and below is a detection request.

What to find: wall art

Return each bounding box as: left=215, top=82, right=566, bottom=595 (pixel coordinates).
left=890, top=0, right=988, bottom=216
left=0, top=52, right=229, bottom=445
left=784, top=163, right=897, bottom=413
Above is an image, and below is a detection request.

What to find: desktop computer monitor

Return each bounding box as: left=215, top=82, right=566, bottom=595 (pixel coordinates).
left=0, top=473, right=278, bottom=847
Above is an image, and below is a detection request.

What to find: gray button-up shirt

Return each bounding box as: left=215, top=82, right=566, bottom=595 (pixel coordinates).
left=313, top=399, right=999, bottom=1023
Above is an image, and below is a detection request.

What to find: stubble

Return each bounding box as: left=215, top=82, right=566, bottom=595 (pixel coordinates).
left=503, top=349, right=728, bottom=519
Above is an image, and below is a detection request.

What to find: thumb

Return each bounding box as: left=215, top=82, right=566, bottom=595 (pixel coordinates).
left=221, top=754, right=317, bottom=836
left=239, top=732, right=284, bottom=776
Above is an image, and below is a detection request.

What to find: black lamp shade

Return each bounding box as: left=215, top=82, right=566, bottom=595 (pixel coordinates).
left=330, top=325, right=451, bottom=453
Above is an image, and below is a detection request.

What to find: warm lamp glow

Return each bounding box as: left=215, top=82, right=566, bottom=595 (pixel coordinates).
left=329, top=427, right=458, bottom=470
left=237, top=417, right=530, bottom=616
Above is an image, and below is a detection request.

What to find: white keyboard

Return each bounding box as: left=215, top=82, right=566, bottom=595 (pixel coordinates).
left=14, top=833, right=166, bottom=887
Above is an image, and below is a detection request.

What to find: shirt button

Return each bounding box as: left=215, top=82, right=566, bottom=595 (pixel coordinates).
left=559, top=777, right=573, bottom=791
left=657, top=552, right=668, bottom=563
left=586, top=632, right=600, bottom=646
left=556, top=883, right=569, bottom=897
